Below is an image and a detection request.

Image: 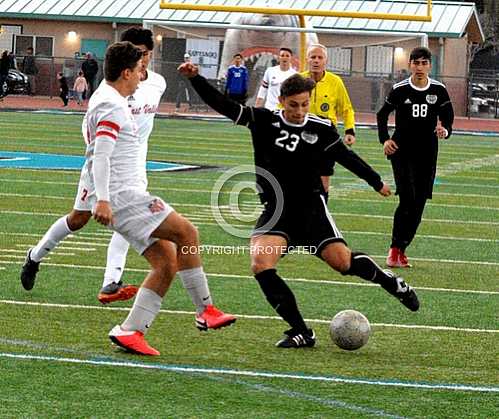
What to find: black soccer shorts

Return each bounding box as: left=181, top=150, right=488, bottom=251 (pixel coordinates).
left=252, top=193, right=347, bottom=256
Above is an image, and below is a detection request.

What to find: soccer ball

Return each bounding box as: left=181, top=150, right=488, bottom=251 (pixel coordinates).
left=329, top=310, right=371, bottom=351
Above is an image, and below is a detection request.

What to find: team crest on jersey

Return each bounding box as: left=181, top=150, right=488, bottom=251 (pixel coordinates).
left=148, top=198, right=165, bottom=214
left=301, top=131, right=318, bottom=144
left=320, top=103, right=330, bottom=112
left=426, top=94, right=438, bottom=104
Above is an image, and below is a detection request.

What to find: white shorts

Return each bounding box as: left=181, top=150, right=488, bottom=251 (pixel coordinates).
left=109, top=190, right=174, bottom=254
left=74, top=174, right=174, bottom=254
left=73, top=170, right=94, bottom=212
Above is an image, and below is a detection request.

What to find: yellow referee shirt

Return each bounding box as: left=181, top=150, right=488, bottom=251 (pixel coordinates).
left=300, top=70, right=355, bottom=133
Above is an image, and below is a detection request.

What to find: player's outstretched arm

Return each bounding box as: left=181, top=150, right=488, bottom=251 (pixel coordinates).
left=333, top=143, right=388, bottom=195
left=179, top=63, right=243, bottom=121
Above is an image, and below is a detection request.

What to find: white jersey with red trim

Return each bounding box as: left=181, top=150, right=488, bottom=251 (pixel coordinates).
left=81, top=82, right=142, bottom=198
left=127, top=70, right=166, bottom=186
left=256, top=65, right=297, bottom=111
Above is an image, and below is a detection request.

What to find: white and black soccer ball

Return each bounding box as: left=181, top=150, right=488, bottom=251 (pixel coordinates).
left=329, top=310, right=371, bottom=351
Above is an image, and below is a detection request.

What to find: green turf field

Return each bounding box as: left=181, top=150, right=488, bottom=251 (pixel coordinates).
left=0, top=111, right=498, bottom=418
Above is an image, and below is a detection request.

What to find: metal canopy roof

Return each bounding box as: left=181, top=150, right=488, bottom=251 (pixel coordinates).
left=0, top=0, right=484, bottom=40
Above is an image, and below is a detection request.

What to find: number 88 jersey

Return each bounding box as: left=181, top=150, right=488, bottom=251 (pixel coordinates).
left=383, top=77, right=453, bottom=148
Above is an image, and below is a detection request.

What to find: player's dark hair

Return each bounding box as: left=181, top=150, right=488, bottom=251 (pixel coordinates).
left=104, top=41, right=143, bottom=82
left=120, top=27, right=154, bottom=51
left=280, top=47, right=293, bottom=55
left=280, top=74, right=316, bottom=98
left=409, top=47, right=432, bottom=62
left=233, top=53, right=242, bottom=58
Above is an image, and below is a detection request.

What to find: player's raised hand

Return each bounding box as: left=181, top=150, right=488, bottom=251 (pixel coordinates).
left=377, top=182, right=392, bottom=197
left=178, top=62, right=199, bottom=78
left=383, top=139, right=398, bottom=156
left=93, top=200, right=114, bottom=226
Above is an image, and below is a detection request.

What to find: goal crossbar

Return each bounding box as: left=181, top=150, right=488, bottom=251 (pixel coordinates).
left=159, top=1, right=433, bottom=22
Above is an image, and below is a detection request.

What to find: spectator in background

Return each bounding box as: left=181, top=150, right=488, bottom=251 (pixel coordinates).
left=81, top=52, right=99, bottom=99
left=22, top=47, right=38, bottom=95
left=0, top=51, right=10, bottom=99
left=73, top=70, right=88, bottom=105
left=224, top=53, right=248, bottom=105
left=255, top=47, right=296, bottom=111
left=57, top=72, right=69, bottom=107
left=8, top=51, right=17, bottom=69
left=175, top=53, right=193, bottom=112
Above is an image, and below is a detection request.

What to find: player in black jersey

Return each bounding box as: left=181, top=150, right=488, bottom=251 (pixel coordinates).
left=179, top=63, right=420, bottom=348
left=377, top=47, right=454, bottom=268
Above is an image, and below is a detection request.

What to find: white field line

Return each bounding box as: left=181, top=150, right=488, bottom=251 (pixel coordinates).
left=0, top=248, right=75, bottom=257
left=6, top=175, right=499, bottom=199
left=3, top=238, right=498, bottom=267
left=1, top=353, right=497, bottom=394
left=13, top=244, right=97, bottom=252
left=3, top=230, right=497, bottom=247
left=0, top=260, right=497, bottom=295
left=1, top=255, right=51, bottom=260
left=4, top=182, right=499, bottom=210
left=2, top=207, right=499, bottom=227
left=5, top=175, right=499, bottom=189
left=437, top=154, right=499, bottom=177
left=0, top=299, right=498, bottom=334
left=431, top=191, right=499, bottom=199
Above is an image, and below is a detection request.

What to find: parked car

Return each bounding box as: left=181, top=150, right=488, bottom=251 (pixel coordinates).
left=2, top=69, right=30, bottom=95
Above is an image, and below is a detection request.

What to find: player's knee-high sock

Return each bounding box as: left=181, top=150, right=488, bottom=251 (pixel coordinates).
left=30, top=216, right=73, bottom=262
left=103, top=232, right=130, bottom=287
left=121, top=287, right=162, bottom=334
left=255, top=269, right=308, bottom=333
left=178, top=267, right=212, bottom=315
left=343, top=252, right=400, bottom=294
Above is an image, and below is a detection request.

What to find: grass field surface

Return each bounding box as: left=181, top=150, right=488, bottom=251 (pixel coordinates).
left=0, top=112, right=498, bottom=418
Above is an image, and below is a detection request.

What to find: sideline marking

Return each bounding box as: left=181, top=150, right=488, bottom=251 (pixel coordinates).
left=0, top=352, right=497, bottom=393
left=0, top=151, right=198, bottom=172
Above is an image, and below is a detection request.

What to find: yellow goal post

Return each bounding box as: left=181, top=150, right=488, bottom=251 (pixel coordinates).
left=159, top=1, right=433, bottom=70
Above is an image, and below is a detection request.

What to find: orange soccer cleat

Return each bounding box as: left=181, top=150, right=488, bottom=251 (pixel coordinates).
left=195, top=305, right=237, bottom=331
left=108, top=325, right=160, bottom=356
left=98, top=281, right=139, bottom=304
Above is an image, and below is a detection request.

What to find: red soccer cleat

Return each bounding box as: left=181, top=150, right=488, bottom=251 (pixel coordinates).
left=108, top=325, right=160, bottom=356
left=98, top=281, right=139, bottom=304
left=386, top=248, right=412, bottom=268
left=386, top=247, right=400, bottom=268
left=398, top=250, right=412, bottom=268
left=195, top=305, right=237, bottom=331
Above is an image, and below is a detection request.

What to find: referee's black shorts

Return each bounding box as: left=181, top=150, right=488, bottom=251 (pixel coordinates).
left=252, top=193, right=347, bottom=256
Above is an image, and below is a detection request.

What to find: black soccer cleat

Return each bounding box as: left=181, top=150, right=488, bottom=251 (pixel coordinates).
left=20, top=248, right=40, bottom=291
left=276, top=328, right=316, bottom=348
left=383, top=270, right=420, bottom=312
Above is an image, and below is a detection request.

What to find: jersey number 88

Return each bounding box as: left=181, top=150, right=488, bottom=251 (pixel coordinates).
left=412, top=104, right=428, bottom=118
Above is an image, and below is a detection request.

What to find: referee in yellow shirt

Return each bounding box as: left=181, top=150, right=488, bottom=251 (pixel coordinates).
left=301, top=44, right=356, bottom=197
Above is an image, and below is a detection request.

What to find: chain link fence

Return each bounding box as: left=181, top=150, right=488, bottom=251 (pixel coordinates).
left=7, top=55, right=499, bottom=119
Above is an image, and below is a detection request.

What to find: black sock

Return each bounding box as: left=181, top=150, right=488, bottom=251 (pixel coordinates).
left=255, top=269, right=308, bottom=333
left=343, top=252, right=398, bottom=294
